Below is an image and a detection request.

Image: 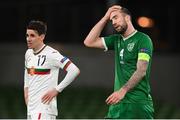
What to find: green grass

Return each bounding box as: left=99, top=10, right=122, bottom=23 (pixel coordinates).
left=0, top=86, right=180, bottom=119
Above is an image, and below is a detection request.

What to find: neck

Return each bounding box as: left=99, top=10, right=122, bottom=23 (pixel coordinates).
left=33, top=43, right=45, bottom=53
left=123, top=23, right=136, bottom=38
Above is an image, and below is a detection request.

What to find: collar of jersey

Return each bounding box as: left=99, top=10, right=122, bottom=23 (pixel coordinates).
left=33, top=44, right=47, bottom=55
left=122, top=30, right=137, bottom=41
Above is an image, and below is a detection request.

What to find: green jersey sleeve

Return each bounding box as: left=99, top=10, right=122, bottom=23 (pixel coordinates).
left=138, top=34, right=153, bottom=61
left=103, top=35, right=118, bottom=50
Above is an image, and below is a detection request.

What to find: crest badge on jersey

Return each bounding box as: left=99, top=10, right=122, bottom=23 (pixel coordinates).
left=127, top=42, right=135, bottom=52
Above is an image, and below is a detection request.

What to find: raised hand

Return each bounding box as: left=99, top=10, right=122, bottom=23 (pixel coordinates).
left=103, top=5, right=122, bottom=21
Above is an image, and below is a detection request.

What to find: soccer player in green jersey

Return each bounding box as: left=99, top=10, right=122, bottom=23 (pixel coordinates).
left=84, top=5, right=154, bottom=119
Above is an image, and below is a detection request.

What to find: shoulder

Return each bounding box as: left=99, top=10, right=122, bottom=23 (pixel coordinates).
left=24, top=49, right=33, bottom=62
left=25, top=49, right=33, bottom=57
left=45, top=45, right=63, bottom=58
left=136, top=31, right=151, bottom=40
left=104, top=34, right=121, bottom=43
left=136, top=31, right=153, bottom=50
left=45, top=45, right=59, bottom=54
left=134, top=31, right=152, bottom=45
left=105, top=34, right=120, bottom=39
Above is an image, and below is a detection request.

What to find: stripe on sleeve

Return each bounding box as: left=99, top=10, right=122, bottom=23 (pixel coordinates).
left=101, top=37, right=108, bottom=51
left=63, top=61, right=72, bottom=71
left=60, top=57, right=68, bottom=63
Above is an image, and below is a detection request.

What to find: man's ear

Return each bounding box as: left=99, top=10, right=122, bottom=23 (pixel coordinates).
left=40, top=34, right=45, bottom=41
left=125, top=15, right=130, bottom=22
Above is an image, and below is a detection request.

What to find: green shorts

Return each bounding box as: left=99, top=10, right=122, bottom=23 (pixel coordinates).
left=105, top=102, right=154, bottom=119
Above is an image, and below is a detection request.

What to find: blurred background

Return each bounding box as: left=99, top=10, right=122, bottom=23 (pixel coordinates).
left=0, top=0, right=180, bottom=119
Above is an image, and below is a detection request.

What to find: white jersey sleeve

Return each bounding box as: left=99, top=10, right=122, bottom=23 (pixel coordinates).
left=48, top=49, right=80, bottom=92
left=50, top=51, right=70, bottom=70
left=55, top=63, right=80, bottom=92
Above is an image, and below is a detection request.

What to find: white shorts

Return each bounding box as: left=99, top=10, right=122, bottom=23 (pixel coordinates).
left=28, top=113, right=56, bottom=120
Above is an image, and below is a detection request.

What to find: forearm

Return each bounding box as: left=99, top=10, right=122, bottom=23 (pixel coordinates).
left=88, top=17, right=108, bottom=39
left=122, top=59, right=148, bottom=92
left=24, top=87, right=28, bottom=105
left=84, top=17, right=108, bottom=47
left=122, top=69, right=146, bottom=92
left=55, top=63, right=80, bottom=92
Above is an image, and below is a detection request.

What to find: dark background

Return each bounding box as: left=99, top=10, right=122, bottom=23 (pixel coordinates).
left=0, top=0, right=180, bottom=119
left=1, top=0, right=179, bottom=53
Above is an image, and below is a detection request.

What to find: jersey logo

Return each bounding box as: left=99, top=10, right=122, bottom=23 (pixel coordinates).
left=127, top=42, right=135, bottom=52
left=52, top=51, right=57, bottom=53
left=27, top=58, right=31, bottom=62
left=29, top=66, right=35, bottom=76
left=60, top=57, right=68, bottom=63
left=140, top=48, right=149, bottom=53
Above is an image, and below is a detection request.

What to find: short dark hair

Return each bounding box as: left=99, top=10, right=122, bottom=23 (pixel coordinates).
left=27, top=20, right=47, bottom=35
left=121, top=7, right=132, bottom=17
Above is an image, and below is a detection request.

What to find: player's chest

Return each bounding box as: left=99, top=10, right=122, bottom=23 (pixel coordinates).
left=116, top=40, right=138, bottom=63
left=26, top=54, right=49, bottom=68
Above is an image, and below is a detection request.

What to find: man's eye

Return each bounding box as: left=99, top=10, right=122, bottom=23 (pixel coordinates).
left=30, top=34, right=35, bottom=37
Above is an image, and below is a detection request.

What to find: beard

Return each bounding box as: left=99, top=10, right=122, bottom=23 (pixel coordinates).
left=115, top=23, right=128, bottom=34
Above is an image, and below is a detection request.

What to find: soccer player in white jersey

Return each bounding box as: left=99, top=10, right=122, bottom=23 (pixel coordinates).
left=24, top=20, right=80, bottom=119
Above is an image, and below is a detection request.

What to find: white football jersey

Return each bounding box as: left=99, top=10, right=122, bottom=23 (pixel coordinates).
left=24, top=45, right=70, bottom=116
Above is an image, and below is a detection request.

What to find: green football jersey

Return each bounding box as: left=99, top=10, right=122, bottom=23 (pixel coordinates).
left=104, top=30, right=153, bottom=103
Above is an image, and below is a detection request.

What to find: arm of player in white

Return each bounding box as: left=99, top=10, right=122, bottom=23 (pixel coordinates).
left=55, top=61, right=80, bottom=92
left=24, top=87, right=28, bottom=105
left=41, top=61, right=80, bottom=104
left=24, top=67, right=29, bottom=105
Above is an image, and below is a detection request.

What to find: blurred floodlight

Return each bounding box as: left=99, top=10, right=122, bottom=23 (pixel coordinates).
left=137, top=16, right=154, bottom=28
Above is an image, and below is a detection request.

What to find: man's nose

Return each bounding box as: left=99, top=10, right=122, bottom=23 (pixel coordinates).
left=112, top=20, right=116, bottom=25
left=113, top=22, right=117, bottom=27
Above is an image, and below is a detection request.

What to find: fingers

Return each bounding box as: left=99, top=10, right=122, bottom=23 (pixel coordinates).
left=41, top=88, right=58, bottom=104
left=106, top=94, right=120, bottom=105
left=25, top=98, right=28, bottom=105
left=105, top=93, right=114, bottom=104
left=42, top=94, right=53, bottom=104
left=109, top=5, right=122, bottom=12
left=106, top=88, right=127, bottom=105
left=106, top=96, right=119, bottom=105
left=42, top=94, right=49, bottom=104
left=111, top=5, right=122, bottom=10
left=104, top=5, right=122, bottom=20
